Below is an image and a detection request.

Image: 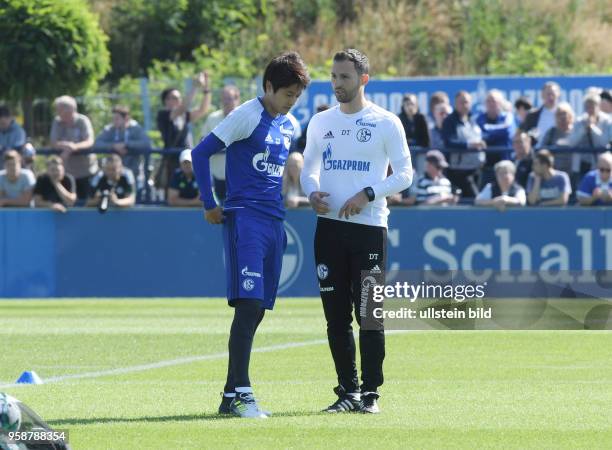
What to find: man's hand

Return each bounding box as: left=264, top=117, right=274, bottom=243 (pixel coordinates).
left=338, top=190, right=369, bottom=219
left=204, top=206, right=223, bottom=224
left=112, top=143, right=128, bottom=155
left=492, top=196, right=507, bottom=212
left=109, top=191, right=119, bottom=205
left=51, top=203, right=67, bottom=213
left=593, top=187, right=603, bottom=199
left=309, top=191, right=330, bottom=215
left=468, top=140, right=487, bottom=150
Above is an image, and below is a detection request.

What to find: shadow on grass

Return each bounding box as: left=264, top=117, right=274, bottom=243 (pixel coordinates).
left=47, top=410, right=325, bottom=426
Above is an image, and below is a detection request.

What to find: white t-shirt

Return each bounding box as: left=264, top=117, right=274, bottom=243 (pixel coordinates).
left=301, top=103, right=413, bottom=228
left=0, top=169, right=35, bottom=199
left=536, top=106, right=556, bottom=146
left=476, top=183, right=526, bottom=205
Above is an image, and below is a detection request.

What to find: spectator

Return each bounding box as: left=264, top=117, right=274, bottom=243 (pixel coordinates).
left=475, top=160, right=526, bottom=211
left=520, top=81, right=561, bottom=146
left=527, top=149, right=571, bottom=206
left=538, top=102, right=575, bottom=174
left=282, top=152, right=309, bottom=208
left=49, top=95, right=96, bottom=201
left=476, top=89, right=516, bottom=167
left=512, top=131, right=533, bottom=189
left=429, top=102, right=452, bottom=150
left=514, top=97, right=532, bottom=128
left=94, top=105, right=151, bottom=188
left=297, top=104, right=329, bottom=152
left=0, top=105, right=26, bottom=169
left=88, top=154, right=136, bottom=209
left=427, top=91, right=450, bottom=128
left=568, top=92, right=612, bottom=177
left=0, top=150, right=35, bottom=207
left=200, top=85, right=242, bottom=202
left=397, top=93, right=430, bottom=148
left=391, top=150, right=457, bottom=206
left=601, top=90, right=612, bottom=116
left=577, top=152, right=612, bottom=206
left=156, top=72, right=211, bottom=190
left=167, top=149, right=201, bottom=207
left=33, top=156, right=76, bottom=213
left=441, top=90, right=486, bottom=198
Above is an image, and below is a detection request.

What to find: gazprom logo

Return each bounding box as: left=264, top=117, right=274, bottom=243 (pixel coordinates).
left=252, top=146, right=284, bottom=177
left=322, top=143, right=371, bottom=172
left=356, top=118, right=376, bottom=128
left=323, top=143, right=333, bottom=170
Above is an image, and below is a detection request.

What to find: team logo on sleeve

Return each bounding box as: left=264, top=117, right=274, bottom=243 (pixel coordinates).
left=317, top=264, right=329, bottom=280
left=252, top=146, right=285, bottom=177
left=242, top=279, right=255, bottom=291
left=322, top=144, right=371, bottom=172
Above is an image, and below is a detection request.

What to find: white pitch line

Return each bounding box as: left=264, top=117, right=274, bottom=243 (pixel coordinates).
left=0, top=339, right=327, bottom=390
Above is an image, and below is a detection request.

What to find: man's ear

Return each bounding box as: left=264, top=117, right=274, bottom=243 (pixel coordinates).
left=361, top=73, right=370, bottom=86
left=264, top=80, right=274, bottom=95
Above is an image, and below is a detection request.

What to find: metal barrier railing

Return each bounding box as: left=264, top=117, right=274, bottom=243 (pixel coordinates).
left=34, top=145, right=610, bottom=204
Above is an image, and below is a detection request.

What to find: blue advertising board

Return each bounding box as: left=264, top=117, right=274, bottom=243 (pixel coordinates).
left=291, top=75, right=612, bottom=126
left=1, top=208, right=611, bottom=298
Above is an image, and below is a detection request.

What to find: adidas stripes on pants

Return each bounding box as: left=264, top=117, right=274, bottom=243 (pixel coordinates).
left=314, top=217, right=386, bottom=393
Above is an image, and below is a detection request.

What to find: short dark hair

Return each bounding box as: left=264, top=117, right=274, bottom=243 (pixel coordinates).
left=333, top=49, right=369, bottom=75
left=47, top=155, right=63, bottom=166
left=514, top=97, right=532, bottom=110
left=112, top=105, right=130, bottom=117
left=536, top=149, right=554, bottom=167
left=601, top=90, right=612, bottom=103
left=160, top=87, right=179, bottom=104
left=0, top=105, right=10, bottom=118
left=262, top=52, right=310, bottom=93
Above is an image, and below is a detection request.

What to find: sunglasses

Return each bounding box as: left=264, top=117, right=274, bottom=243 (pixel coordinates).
left=598, top=167, right=611, bottom=173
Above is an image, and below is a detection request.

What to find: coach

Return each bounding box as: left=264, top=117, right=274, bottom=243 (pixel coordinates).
left=301, top=49, right=413, bottom=414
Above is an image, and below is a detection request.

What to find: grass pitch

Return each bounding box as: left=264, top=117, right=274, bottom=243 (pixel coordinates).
left=1, top=299, right=611, bottom=449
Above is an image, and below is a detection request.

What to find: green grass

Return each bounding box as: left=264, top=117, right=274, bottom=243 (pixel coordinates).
left=1, top=299, right=611, bottom=449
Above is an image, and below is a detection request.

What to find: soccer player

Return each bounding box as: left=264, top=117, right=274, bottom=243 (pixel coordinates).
left=300, top=49, right=413, bottom=414
left=191, top=52, right=310, bottom=418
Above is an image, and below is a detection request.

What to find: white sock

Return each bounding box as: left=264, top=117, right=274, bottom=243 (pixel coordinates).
left=235, top=386, right=253, bottom=394
left=223, top=392, right=236, bottom=398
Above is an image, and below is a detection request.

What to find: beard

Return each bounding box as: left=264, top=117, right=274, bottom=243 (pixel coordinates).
left=334, top=86, right=359, bottom=103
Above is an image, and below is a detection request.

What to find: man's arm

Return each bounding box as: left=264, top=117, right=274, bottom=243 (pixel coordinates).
left=126, top=125, right=151, bottom=150
left=300, top=117, right=330, bottom=214
left=167, top=188, right=202, bottom=207
left=527, top=176, right=541, bottom=205
left=1, top=188, right=33, bottom=207
left=52, top=177, right=77, bottom=206
left=189, top=72, right=212, bottom=123
left=370, top=116, right=414, bottom=199
left=191, top=133, right=226, bottom=211
left=540, top=193, right=569, bottom=206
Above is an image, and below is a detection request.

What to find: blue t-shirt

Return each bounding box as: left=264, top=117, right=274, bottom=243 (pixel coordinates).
left=526, top=170, right=572, bottom=203
left=577, top=170, right=612, bottom=205
left=192, top=97, right=300, bottom=219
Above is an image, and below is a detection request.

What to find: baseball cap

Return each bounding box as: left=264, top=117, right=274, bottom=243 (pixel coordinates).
left=425, top=149, right=448, bottom=169
left=179, top=149, right=192, bottom=163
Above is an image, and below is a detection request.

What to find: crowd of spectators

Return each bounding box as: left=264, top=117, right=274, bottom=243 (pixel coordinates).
left=0, top=80, right=611, bottom=213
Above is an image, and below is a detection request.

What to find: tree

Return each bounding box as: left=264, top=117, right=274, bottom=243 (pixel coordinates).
left=0, top=0, right=109, bottom=134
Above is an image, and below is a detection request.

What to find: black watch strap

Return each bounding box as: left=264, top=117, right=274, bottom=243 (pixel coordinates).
left=364, top=186, right=375, bottom=202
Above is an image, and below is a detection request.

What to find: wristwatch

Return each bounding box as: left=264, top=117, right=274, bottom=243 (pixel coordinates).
left=363, top=186, right=375, bottom=202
